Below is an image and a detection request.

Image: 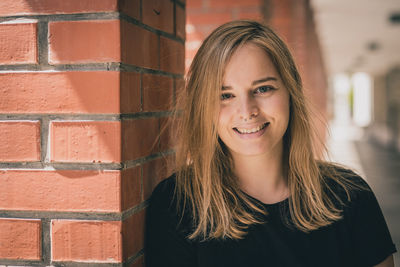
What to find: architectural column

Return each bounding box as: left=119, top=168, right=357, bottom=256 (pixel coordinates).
left=0, top=0, right=185, bottom=266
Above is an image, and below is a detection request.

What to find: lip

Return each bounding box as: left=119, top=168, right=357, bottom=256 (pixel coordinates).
left=233, top=122, right=269, bottom=139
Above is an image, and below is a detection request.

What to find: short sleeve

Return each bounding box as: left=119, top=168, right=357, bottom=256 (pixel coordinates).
left=145, top=176, right=197, bottom=267
left=347, top=179, right=397, bottom=266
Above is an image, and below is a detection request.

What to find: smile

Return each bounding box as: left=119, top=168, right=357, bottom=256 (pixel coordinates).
left=233, top=122, right=270, bottom=134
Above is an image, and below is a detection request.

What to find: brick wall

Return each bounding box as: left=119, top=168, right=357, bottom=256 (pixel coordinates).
left=0, top=0, right=185, bottom=266
left=186, top=0, right=265, bottom=70
left=266, top=0, right=328, bottom=157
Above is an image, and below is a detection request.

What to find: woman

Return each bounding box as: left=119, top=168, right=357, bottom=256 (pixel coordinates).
left=145, top=20, right=396, bottom=267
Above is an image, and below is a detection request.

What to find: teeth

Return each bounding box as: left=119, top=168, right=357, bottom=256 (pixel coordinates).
left=236, top=123, right=268, bottom=134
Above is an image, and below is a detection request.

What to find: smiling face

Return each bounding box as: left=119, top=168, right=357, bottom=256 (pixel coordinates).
left=217, top=43, right=290, bottom=158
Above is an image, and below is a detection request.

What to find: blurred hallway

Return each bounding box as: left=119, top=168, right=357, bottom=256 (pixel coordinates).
left=355, top=138, right=400, bottom=265
left=328, top=122, right=400, bottom=265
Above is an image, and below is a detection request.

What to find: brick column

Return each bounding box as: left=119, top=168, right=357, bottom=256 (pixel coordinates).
left=0, top=0, right=185, bottom=266
left=186, top=0, right=265, bottom=70
left=267, top=0, right=328, bottom=157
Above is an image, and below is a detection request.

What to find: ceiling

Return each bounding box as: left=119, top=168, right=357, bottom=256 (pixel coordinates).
left=310, top=0, right=400, bottom=77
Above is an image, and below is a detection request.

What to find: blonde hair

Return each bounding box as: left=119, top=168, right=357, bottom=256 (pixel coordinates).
left=171, top=20, right=360, bottom=240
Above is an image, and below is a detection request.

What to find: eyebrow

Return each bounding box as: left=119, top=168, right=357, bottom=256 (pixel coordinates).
left=222, top=76, right=278, bottom=90
left=252, top=76, right=278, bottom=85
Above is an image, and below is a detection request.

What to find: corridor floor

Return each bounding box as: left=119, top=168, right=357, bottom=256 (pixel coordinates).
left=354, top=139, right=400, bottom=265
left=327, top=122, right=399, bottom=264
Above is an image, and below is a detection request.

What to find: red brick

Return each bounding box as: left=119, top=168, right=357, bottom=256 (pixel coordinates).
left=0, top=0, right=118, bottom=16
left=142, top=157, right=170, bottom=201
left=49, top=20, right=120, bottom=64
left=0, top=170, right=121, bottom=212
left=122, top=210, right=145, bottom=260
left=175, top=5, right=186, bottom=40
left=186, top=30, right=207, bottom=42
left=52, top=220, right=122, bottom=262
left=121, top=167, right=141, bottom=211
left=0, top=71, right=120, bottom=114
left=0, top=21, right=37, bottom=64
left=238, top=10, right=264, bottom=21
left=118, top=0, right=141, bottom=20
left=185, top=48, right=198, bottom=66
left=185, top=58, right=193, bottom=72
left=50, top=121, right=121, bottom=163
left=0, top=219, right=41, bottom=260
left=0, top=121, right=40, bottom=162
left=208, top=0, right=262, bottom=8
left=160, top=37, right=185, bottom=74
left=121, top=118, right=159, bottom=161
left=270, top=0, right=291, bottom=18
left=268, top=0, right=292, bottom=41
left=187, top=0, right=203, bottom=9
left=187, top=11, right=232, bottom=25
left=159, top=117, right=173, bottom=152
left=174, top=77, right=185, bottom=101
left=121, top=72, right=141, bottom=113
left=142, top=74, right=173, bottom=111
left=186, top=37, right=203, bottom=52
left=121, top=21, right=158, bottom=69
left=142, top=0, right=174, bottom=33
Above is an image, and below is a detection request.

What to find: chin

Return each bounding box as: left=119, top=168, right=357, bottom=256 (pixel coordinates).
left=230, top=145, right=271, bottom=157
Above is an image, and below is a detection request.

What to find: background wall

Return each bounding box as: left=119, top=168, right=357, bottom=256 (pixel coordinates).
left=369, top=68, right=400, bottom=150
left=0, top=0, right=185, bottom=266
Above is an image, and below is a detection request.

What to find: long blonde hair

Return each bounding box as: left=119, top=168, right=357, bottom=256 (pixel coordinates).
left=171, top=20, right=359, bottom=240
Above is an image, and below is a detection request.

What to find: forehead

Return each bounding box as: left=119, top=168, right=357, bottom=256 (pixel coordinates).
left=223, top=43, right=278, bottom=86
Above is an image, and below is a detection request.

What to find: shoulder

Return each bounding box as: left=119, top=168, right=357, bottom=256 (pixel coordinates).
left=148, top=173, right=177, bottom=212
left=151, top=174, right=177, bottom=199
left=146, top=173, right=182, bottom=233
left=318, top=163, right=387, bottom=226
left=146, top=173, right=194, bottom=237
left=319, top=162, right=365, bottom=184
left=319, top=162, right=369, bottom=189
left=318, top=164, right=397, bottom=265
left=145, top=174, right=198, bottom=265
left=318, top=162, right=372, bottom=208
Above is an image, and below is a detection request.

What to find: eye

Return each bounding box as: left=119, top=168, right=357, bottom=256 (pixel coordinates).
left=220, top=93, right=234, bottom=100
left=254, top=85, right=276, bottom=94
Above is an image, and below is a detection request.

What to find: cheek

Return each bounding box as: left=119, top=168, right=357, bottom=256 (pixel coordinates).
left=217, top=106, right=233, bottom=135
left=261, top=95, right=290, bottom=119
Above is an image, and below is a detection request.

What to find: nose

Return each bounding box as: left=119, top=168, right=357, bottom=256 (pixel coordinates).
left=238, top=95, right=259, bottom=121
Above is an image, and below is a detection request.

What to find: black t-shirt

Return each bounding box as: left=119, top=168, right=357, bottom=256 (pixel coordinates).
left=145, top=171, right=396, bottom=267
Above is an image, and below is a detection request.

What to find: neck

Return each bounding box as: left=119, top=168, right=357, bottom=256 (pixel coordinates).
left=231, top=142, right=289, bottom=204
